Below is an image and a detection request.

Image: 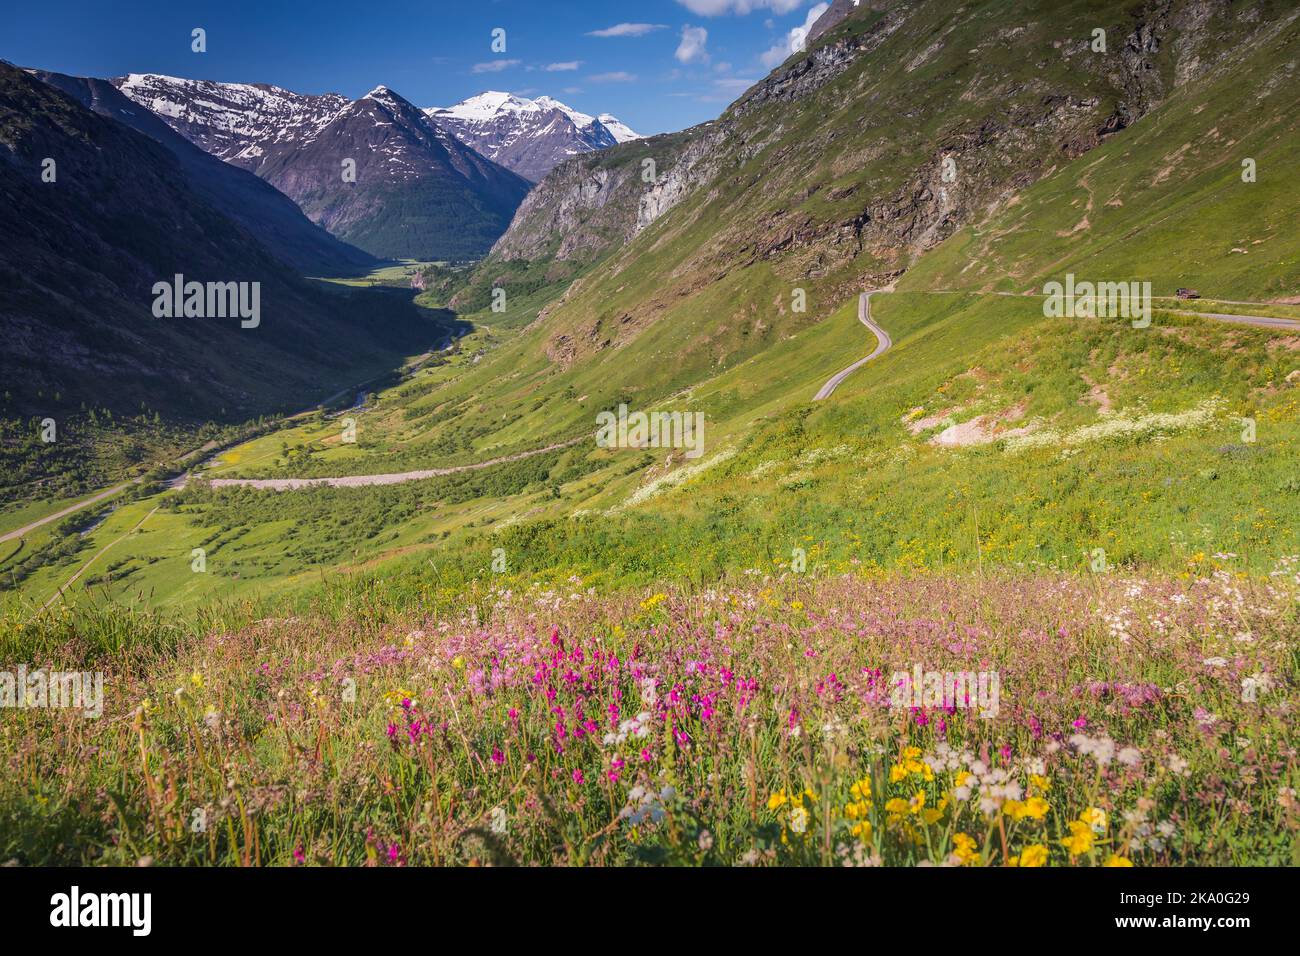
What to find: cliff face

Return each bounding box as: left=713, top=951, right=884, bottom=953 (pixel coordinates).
left=489, top=129, right=702, bottom=265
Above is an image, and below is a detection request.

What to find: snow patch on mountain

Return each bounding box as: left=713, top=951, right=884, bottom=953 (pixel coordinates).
left=597, top=113, right=642, bottom=144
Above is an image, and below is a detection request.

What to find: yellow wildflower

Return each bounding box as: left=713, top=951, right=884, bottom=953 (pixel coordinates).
left=1060, top=820, right=1095, bottom=856
left=952, top=832, right=979, bottom=866
left=1104, top=854, right=1134, bottom=867
left=884, top=797, right=909, bottom=821
left=1022, top=796, right=1050, bottom=821
left=1018, top=844, right=1049, bottom=867
left=1080, top=807, right=1107, bottom=833
left=1007, top=796, right=1050, bottom=821
left=383, top=688, right=416, bottom=706
left=922, top=795, right=949, bottom=825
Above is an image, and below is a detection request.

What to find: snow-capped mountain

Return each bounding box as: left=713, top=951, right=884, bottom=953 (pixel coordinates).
left=114, top=73, right=348, bottom=169
left=598, top=114, right=642, bottom=145
left=425, top=92, right=641, bottom=183
left=112, top=74, right=530, bottom=260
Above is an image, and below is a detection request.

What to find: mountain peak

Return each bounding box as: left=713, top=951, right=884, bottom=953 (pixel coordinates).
left=361, top=84, right=421, bottom=113
left=427, top=91, right=639, bottom=181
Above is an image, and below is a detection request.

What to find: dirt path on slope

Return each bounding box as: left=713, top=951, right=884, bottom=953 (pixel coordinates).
left=0, top=482, right=137, bottom=546
left=42, top=506, right=160, bottom=610
left=205, top=437, right=588, bottom=491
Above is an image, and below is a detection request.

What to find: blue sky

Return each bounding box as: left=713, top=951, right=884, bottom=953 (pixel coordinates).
left=5, top=0, right=831, bottom=134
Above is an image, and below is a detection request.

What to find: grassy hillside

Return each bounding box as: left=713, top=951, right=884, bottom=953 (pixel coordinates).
left=10, top=1, right=1300, bottom=613
left=902, top=6, right=1300, bottom=298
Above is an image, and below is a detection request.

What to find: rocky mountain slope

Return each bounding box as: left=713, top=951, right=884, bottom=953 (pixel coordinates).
left=0, top=63, right=446, bottom=421
left=426, top=91, right=639, bottom=182
left=113, top=74, right=530, bottom=260
left=253, top=85, right=530, bottom=260
left=471, top=0, right=1296, bottom=383
left=113, top=73, right=347, bottom=165
left=32, top=70, right=375, bottom=276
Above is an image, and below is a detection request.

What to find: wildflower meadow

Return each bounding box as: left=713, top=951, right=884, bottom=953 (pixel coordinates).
left=4, top=569, right=1295, bottom=867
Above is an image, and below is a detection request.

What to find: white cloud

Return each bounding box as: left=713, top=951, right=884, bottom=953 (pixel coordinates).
left=676, top=0, right=806, bottom=15
left=715, top=77, right=757, bottom=92
left=586, top=23, right=669, bottom=37
left=760, top=3, right=828, bottom=68
left=471, top=59, right=522, bottom=74
left=676, top=25, right=710, bottom=64
left=545, top=61, right=583, bottom=72
left=588, top=71, right=638, bottom=83
left=684, top=75, right=762, bottom=104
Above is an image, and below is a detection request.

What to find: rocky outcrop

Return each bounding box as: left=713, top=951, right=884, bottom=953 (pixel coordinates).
left=490, top=127, right=706, bottom=264
left=734, top=5, right=906, bottom=118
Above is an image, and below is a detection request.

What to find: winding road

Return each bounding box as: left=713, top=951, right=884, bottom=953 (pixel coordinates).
left=1165, top=310, right=1300, bottom=331
left=811, top=290, right=1299, bottom=401
left=814, top=291, right=893, bottom=400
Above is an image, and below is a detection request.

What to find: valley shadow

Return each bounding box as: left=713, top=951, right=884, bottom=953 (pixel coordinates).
left=301, top=279, right=472, bottom=415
